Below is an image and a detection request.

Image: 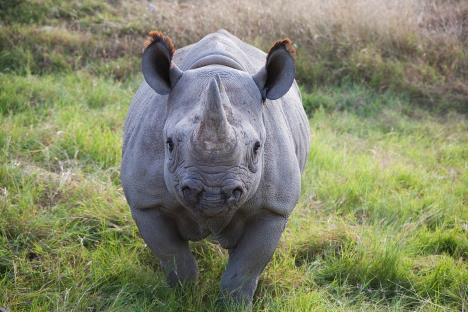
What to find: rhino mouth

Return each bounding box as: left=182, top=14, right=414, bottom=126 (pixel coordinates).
left=196, top=189, right=243, bottom=217
left=176, top=181, right=244, bottom=218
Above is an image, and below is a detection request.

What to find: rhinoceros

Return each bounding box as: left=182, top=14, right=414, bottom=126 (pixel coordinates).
left=121, top=29, right=310, bottom=306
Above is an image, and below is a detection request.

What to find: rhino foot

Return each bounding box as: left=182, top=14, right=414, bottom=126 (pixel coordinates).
left=218, top=281, right=256, bottom=311
left=131, top=208, right=199, bottom=287
left=161, top=255, right=198, bottom=287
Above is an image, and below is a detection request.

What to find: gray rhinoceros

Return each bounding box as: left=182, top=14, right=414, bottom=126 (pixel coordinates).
left=121, top=29, right=310, bottom=307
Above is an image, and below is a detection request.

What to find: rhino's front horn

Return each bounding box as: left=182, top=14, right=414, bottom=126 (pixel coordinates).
left=194, top=75, right=236, bottom=154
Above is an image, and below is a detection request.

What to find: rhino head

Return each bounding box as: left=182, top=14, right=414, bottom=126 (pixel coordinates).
left=142, top=32, right=295, bottom=221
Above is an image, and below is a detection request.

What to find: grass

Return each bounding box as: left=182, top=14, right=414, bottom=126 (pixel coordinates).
left=1, top=0, right=467, bottom=311
left=1, top=72, right=466, bottom=311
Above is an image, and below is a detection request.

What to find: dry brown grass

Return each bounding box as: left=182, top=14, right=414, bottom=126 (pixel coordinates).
left=142, top=0, right=465, bottom=50
left=1, top=0, right=466, bottom=111
left=129, top=0, right=468, bottom=111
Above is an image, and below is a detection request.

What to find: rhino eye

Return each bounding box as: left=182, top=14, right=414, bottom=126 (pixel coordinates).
left=166, top=138, right=174, bottom=152
left=253, top=141, right=261, bottom=155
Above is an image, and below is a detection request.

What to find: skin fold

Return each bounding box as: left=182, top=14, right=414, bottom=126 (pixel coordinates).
left=121, top=29, right=310, bottom=308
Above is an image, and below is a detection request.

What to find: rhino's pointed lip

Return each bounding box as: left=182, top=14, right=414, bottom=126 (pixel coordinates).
left=196, top=199, right=229, bottom=218
left=200, top=210, right=225, bottom=218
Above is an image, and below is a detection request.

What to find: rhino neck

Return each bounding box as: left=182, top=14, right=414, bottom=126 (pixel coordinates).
left=181, top=33, right=248, bottom=71
left=190, top=53, right=245, bottom=71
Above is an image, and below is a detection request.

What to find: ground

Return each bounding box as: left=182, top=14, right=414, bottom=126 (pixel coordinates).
left=0, top=1, right=467, bottom=311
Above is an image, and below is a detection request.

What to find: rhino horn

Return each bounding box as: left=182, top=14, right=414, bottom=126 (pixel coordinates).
left=194, top=75, right=236, bottom=153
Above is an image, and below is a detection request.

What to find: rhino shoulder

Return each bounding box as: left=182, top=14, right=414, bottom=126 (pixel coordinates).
left=121, top=82, right=174, bottom=210
left=255, top=83, right=310, bottom=216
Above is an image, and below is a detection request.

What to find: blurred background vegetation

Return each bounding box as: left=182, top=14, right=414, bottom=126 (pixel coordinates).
left=0, top=0, right=467, bottom=311
left=1, top=0, right=467, bottom=113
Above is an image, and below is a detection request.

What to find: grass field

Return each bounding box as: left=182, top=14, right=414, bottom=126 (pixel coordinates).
left=1, top=1, right=467, bottom=311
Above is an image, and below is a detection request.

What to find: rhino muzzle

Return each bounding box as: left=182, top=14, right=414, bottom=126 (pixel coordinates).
left=179, top=179, right=244, bottom=217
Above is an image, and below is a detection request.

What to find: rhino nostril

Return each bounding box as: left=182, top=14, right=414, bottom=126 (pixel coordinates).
left=182, top=186, right=190, bottom=197
left=232, top=187, right=243, bottom=200
left=225, top=186, right=243, bottom=205
left=181, top=183, right=203, bottom=203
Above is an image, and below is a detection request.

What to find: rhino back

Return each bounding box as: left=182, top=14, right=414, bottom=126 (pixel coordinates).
left=174, top=29, right=265, bottom=74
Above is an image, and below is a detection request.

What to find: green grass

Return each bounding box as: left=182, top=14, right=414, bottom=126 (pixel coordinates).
left=1, top=0, right=467, bottom=310
left=0, top=72, right=466, bottom=311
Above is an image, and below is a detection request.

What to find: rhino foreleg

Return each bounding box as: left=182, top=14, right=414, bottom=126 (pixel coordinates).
left=220, top=212, right=287, bottom=307
left=131, top=208, right=198, bottom=286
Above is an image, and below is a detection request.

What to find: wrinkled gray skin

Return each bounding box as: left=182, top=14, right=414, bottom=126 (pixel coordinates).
left=121, top=29, right=310, bottom=308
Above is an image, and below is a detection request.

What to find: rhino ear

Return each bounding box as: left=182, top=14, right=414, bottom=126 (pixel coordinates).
left=253, top=39, right=296, bottom=101
left=142, top=31, right=183, bottom=95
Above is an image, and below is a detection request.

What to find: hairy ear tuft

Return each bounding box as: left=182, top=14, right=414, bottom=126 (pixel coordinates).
left=143, top=31, right=176, bottom=57
left=268, top=38, right=296, bottom=61
left=253, top=38, right=296, bottom=101
left=142, top=31, right=182, bottom=95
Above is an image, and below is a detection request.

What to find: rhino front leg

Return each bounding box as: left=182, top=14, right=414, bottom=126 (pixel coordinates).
left=220, top=212, right=287, bottom=308
left=131, top=208, right=198, bottom=286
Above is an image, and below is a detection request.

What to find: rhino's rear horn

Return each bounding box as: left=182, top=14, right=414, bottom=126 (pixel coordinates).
left=142, top=31, right=183, bottom=95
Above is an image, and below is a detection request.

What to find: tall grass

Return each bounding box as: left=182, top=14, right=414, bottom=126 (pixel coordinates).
left=0, top=1, right=467, bottom=311
left=149, top=0, right=467, bottom=111
left=1, top=74, right=466, bottom=310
